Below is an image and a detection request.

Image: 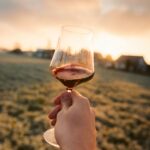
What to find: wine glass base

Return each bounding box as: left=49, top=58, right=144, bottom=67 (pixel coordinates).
left=43, top=128, right=60, bottom=149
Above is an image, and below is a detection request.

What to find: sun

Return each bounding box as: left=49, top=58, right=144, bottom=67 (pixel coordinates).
left=94, top=32, right=124, bottom=59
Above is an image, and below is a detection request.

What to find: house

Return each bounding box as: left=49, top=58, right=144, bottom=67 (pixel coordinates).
left=33, top=49, right=55, bottom=59
left=147, top=65, right=150, bottom=75
left=104, top=55, right=114, bottom=68
left=24, top=51, right=33, bottom=57
left=115, top=55, right=147, bottom=72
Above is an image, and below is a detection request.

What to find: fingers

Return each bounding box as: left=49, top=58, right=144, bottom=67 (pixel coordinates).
left=49, top=105, right=61, bottom=126
left=51, top=119, right=56, bottom=126
left=49, top=91, right=73, bottom=126
left=54, top=91, right=72, bottom=108
left=54, top=90, right=86, bottom=109
left=61, top=92, right=72, bottom=109
left=49, top=90, right=92, bottom=126
left=71, top=90, right=90, bottom=106
left=71, top=90, right=82, bottom=98
left=48, top=105, right=62, bottom=119
left=54, top=91, right=66, bottom=105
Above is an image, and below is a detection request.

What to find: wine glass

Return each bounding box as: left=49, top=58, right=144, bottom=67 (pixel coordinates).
left=43, top=25, right=94, bottom=148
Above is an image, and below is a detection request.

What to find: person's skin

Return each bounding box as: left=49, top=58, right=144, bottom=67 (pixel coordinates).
left=49, top=90, right=96, bottom=150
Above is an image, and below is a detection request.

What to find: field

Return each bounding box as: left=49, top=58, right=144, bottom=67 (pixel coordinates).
left=0, top=53, right=150, bottom=150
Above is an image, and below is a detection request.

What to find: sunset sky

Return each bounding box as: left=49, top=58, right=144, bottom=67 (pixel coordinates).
left=0, top=0, right=150, bottom=63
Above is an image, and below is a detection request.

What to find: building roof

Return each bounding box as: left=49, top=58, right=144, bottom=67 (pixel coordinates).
left=117, top=55, right=146, bottom=64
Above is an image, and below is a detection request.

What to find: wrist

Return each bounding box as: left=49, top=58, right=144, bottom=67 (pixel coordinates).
left=63, top=147, right=96, bottom=150
left=60, top=132, right=96, bottom=150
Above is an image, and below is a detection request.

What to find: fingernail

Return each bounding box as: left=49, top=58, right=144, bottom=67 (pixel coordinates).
left=48, top=105, right=62, bottom=119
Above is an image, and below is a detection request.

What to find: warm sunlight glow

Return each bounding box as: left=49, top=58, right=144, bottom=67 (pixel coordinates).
left=0, top=0, right=149, bottom=64
left=94, top=32, right=124, bottom=59
left=94, top=32, right=150, bottom=63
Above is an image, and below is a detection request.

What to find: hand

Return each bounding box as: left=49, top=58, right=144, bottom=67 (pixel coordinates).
left=49, top=90, right=96, bottom=150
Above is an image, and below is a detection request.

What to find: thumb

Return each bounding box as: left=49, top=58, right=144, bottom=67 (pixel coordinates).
left=71, top=90, right=87, bottom=103
left=60, top=92, right=72, bottom=110
left=71, top=90, right=90, bottom=107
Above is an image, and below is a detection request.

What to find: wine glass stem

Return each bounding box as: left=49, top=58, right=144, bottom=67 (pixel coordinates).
left=66, top=88, right=72, bottom=92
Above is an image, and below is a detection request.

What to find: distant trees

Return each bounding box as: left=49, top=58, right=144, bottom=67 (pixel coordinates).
left=105, top=55, right=113, bottom=62
left=10, top=42, right=23, bottom=54
left=94, top=52, right=103, bottom=61
left=105, top=55, right=114, bottom=68
left=11, top=49, right=23, bottom=54
left=94, top=52, right=114, bottom=68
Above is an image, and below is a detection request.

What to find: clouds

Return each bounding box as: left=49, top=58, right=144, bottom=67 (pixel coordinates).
left=100, top=0, right=150, bottom=35
left=0, top=0, right=99, bottom=32
left=0, top=0, right=100, bottom=49
left=0, top=0, right=149, bottom=63
left=0, top=0, right=150, bottom=46
left=101, top=0, right=150, bottom=14
left=0, top=0, right=99, bottom=20
left=99, top=10, right=150, bottom=36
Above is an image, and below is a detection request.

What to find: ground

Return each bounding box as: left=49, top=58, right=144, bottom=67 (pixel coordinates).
left=0, top=53, right=150, bottom=150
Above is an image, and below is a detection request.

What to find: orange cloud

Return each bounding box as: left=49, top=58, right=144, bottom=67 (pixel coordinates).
left=0, top=0, right=150, bottom=59
left=0, top=0, right=150, bottom=36
left=99, top=10, right=150, bottom=36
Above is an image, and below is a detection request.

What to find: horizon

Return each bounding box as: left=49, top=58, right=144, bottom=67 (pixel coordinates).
left=1, top=47, right=150, bottom=65
left=0, top=0, right=150, bottom=63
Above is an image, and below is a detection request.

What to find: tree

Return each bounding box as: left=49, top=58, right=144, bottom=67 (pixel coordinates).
left=11, top=42, right=23, bottom=54
left=105, top=55, right=113, bottom=61
left=94, top=52, right=103, bottom=60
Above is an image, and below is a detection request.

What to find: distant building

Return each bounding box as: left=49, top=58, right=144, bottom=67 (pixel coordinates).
left=104, top=55, right=114, bottom=68
left=105, top=61, right=114, bottom=68
left=115, top=55, right=147, bottom=72
left=33, top=49, right=55, bottom=59
left=24, top=51, right=33, bottom=57
left=0, top=48, right=8, bottom=53
left=147, top=65, right=150, bottom=74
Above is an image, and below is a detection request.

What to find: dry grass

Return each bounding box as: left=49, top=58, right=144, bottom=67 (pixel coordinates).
left=0, top=53, right=150, bottom=150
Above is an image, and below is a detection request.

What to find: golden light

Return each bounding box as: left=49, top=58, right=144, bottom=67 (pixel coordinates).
left=94, top=32, right=125, bottom=59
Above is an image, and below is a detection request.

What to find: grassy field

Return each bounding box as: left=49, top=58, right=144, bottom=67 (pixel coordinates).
left=0, top=53, right=150, bottom=150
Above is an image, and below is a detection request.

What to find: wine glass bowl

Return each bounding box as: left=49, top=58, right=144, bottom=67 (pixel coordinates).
left=50, top=25, right=94, bottom=91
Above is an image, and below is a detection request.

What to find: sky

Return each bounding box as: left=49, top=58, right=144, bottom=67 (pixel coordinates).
left=0, top=0, right=150, bottom=63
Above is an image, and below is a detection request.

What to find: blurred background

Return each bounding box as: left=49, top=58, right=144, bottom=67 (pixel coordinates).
left=0, top=0, right=150, bottom=150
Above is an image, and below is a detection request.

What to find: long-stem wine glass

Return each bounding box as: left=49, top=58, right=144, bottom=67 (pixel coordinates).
left=43, top=25, right=94, bottom=148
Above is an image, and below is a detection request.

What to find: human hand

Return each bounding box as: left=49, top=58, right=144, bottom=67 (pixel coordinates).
left=49, top=90, right=96, bottom=150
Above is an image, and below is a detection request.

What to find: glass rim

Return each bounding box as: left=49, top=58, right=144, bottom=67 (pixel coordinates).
left=62, top=25, right=93, bottom=35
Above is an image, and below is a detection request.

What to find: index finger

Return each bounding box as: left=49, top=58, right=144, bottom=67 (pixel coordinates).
left=54, top=91, right=71, bottom=105
left=54, top=91, right=66, bottom=105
